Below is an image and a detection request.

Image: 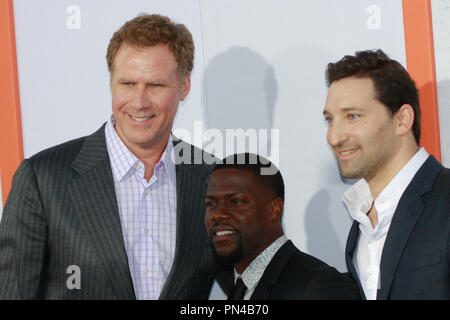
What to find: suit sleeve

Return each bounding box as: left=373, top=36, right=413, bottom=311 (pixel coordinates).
left=0, top=159, right=48, bottom=299
left=304, top=268, right=361, bottom=300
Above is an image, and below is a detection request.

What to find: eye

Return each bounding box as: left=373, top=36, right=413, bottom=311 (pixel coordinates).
left=121, top=81, right=134, bottom=86
left=348, top=113, right=360, bottom=120
left=205, top=200, right=215, bottom=208
left=230, top=198, right=242, bottom=206
left=324, top=116, right=333, bottom=124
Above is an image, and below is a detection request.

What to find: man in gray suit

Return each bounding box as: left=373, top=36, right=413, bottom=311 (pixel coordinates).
left=0, top=14, right=220, bottom=299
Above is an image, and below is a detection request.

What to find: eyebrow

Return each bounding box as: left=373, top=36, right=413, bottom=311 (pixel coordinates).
left=323, top=107, right=364, bottom=116
left=341, top=107, right=364, bottom=112
left=205, top=192, right=243, bottom=199
left=116, top=77, right=137, bottom=84
left=116, top=77, right=169, bottom=84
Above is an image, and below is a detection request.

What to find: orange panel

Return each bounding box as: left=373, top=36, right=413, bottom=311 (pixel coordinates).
left=403, top=0, right=442, bottom=162
left=0, top=0, right=24, bottom=205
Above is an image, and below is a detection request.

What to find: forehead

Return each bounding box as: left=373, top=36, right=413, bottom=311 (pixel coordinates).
left=112, top=43, right=178, bottom=75
left=324, top=77, right=380, bottom=113
left=207, top=168, right=263, bottom=195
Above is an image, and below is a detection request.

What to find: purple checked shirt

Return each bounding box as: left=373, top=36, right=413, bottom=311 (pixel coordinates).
left=105, top=116, right=177, bottom=300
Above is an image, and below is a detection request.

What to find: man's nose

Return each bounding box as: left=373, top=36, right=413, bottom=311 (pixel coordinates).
left=134, top=85, right=151, bottom=109
left=210, top=202, right=230, bottom=222
left=327, top=120, right=349, bottom=148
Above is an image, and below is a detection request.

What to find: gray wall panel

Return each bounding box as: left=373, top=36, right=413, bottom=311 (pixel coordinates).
left=431, top=0, right=450, bottom=167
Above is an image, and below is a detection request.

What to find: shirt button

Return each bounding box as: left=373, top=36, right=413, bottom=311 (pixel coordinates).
left=143, top=269, right=149, bottom=275
left=143, top=189, right=148, bottom=196
left=144, top=228, right=149, bottom=234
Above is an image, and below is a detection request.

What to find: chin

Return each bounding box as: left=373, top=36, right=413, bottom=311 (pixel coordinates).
left=338, top=164, right=364, bottom=180
left=211, top=244, right=243, bottom=267
left=340, top=171, right=360, bottom=179
left=127, top=134, right=159, bottom=147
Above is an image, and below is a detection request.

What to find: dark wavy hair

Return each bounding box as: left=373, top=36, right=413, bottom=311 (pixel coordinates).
left=325, top=49, right=420, bottom=144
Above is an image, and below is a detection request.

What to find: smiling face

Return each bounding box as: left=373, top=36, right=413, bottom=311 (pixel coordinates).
left=205, top=168, right=283, bottom=273
left=110, top=43, right=190, bottom=153
left=323, top=77, right=399, bottom=182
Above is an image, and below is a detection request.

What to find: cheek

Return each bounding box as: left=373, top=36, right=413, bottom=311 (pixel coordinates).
left=111, top=89, right=131, bottom=111
left=164, top=92, right=181, bottom=107
left=240, top=210, right=263, bottom=234
left=357, top=123, right=380, bottom=145
left=159, top=98, right=180, bottom=119
left=204, top=211, right=212, bottom=228
left=325, top=123, right=342, bottom=146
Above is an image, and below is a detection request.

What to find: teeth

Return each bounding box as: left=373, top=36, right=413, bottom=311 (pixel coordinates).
left=216, top=230, right=235, bottom=236
left=131, top=116, right=152, bottom=122
left=340, top=148, right=358, bottom=156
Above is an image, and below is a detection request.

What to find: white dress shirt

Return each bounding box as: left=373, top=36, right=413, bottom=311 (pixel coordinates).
left=343, top=147, right=429, bottom=300
left=105, top=116, right=177, bottom=300
left=234, top=235, right=288, bottom=300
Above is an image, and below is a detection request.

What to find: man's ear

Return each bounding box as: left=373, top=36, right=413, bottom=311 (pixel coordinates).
left=395, top=104, right=415, bottom=137
left=270, top=197, right=284, bottom=222
left=179, top=73, right=191, bottom=101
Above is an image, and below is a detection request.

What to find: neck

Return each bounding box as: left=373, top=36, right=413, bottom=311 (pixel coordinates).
left=116, top=128, right=170, bottom=182
left=234, top=231, right=284, bottom=275
left=130, top=142, right=166, bottom=166
left=134, top=146, right=166, bottom=182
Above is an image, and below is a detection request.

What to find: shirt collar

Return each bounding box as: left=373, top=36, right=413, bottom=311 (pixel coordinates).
left=105, top=115, right=176, bottom=184
left=234, top=235, right=288, bottom=293
left=343, top=147, right=429, bottom=240
left=159, top=135, right=176, bottom=184
left=377, top=147, right=428, bottom=205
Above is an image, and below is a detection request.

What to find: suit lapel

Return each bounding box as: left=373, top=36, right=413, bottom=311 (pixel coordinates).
left=377, top=156, right=443, bottom=300
left=345, top=221, right=366, bottom=299
left=68, top=125, right=135, bottom=299
left=159, top=140, right=213, bottom=299
left=250, top=240, right=297, bottom=300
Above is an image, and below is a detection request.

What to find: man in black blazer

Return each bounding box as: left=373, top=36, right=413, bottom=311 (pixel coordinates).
left=205, top=153, right=360, bottom=300
left=324, top=49, right=450, bottom=299
left=0, top=14, right=220, bottom=299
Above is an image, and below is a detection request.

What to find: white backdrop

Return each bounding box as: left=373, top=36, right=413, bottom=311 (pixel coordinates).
left=11, top=0, right=418, bottom=298
left=432, top=0, right=450, bottom=167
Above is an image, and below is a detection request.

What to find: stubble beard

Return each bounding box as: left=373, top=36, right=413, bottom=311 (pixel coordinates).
left=337, top=143, right=394, bottom=181
left=210, top=234, right=244, bottom=267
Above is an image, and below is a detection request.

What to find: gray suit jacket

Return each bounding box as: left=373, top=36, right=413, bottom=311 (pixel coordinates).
left=0, top=124, right=218, bottom=299
left=345, top=155, right=450, bottom=299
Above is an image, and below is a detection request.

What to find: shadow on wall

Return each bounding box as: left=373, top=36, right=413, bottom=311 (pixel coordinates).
left=202, top=46, right=278, bottom=155
left=205, top=47, right=279, bottom=300
left=269, top=42, right=352, bottom=269
left=303, top=163, right=357, bottom=271
left=268, top=42, right=359, bottom=271
left=304, top=189, right=342, bottom=265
